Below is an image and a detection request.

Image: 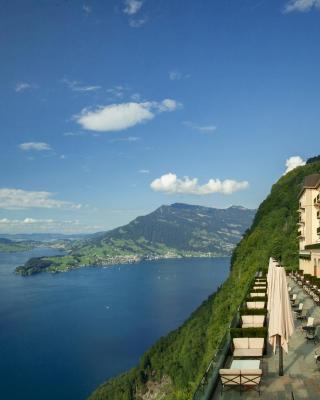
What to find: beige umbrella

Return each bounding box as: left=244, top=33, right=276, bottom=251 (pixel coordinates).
left=268, top=265, right=294, bottom=375
left=267, top=257, right=277, bottom=311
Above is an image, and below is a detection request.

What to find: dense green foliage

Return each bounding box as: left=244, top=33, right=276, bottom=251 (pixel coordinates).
left=306, top=155, right=320, bottom=164
left=88, top=160, right=320, bottom=400
left=16, top=204, right=255, bottom=275
left=240, top=308, right=267, bottom=316
left=230, top=327, right=268, bottom=338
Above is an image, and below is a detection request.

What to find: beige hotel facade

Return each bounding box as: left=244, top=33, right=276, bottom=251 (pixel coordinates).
left=298, top=173, right=320, bottom=276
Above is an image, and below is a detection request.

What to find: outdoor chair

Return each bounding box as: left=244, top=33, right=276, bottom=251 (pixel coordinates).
left=293, top=303, right=304, bottom=316
left=232, top=338, right=264, bottom=358
left=241, top=315, right=265, bottom=328
left=302, top=317, right=315, bottom=339
left=250, top=292, right=266, bottom=298
left=219, top=368, right=262, bottom=396
left=290, top=294, right=297, bottom=304
left=296, top=308, right=308, bottom=322
left=241, top=369, right=262, bottom=395
left=246, top=301, right=265, bottom=309
left=219, top=369, right=241, bottom=395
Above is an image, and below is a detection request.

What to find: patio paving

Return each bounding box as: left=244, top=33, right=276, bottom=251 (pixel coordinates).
left=211, top=278, right=320, bottom=400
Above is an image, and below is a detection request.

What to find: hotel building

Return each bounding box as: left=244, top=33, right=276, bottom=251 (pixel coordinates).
left=298, top=173, right=320, bottom=276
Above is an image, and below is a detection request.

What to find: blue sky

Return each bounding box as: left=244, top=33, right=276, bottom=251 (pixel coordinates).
left=1, top=0, right=320, bottom=233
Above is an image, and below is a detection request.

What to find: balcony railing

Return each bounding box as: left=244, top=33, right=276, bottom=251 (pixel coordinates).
left=317, top=211, right=320, bottom=219
left=298, top=231, right=305, bottom=239
left=317, top=227, right=320, bottom=234
left=314, top=194, right=320, bottom=207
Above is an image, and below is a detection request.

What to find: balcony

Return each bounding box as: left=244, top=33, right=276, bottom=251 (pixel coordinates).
left=299, top=250, right=311, bottom=260
left=314, top=194, right=320, bottom=207
left=299, top=201, right=305, bottom=210
left=298, top=230, right=305, bottom=239
left=317, top=227, right=320, bottom=235
left=317, top=211, right=320, bottom=219
left=298, top=216, right=305, bottom=225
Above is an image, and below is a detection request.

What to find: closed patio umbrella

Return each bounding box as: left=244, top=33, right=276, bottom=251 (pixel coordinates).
left=268, top=265, right=294, bottom=375
left=267, top=257, right=277, bottom=311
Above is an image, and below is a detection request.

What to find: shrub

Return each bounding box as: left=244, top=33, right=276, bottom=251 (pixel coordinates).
left=230, top=327, right=268, bottom=339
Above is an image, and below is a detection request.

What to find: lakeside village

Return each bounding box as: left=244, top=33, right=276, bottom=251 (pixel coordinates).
left=54, top=251, right=226, bottom=272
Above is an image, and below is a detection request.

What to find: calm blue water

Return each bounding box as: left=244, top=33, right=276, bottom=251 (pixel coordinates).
left=0, top=249, right=230, bottom=400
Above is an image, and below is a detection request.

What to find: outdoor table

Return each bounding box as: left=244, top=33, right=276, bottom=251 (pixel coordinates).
left=230, top=359, right=261, bottom=369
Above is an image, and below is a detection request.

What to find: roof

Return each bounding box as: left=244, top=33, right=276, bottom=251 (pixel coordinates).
left=303, top=173, right=320, bottom=188
left=299, top=173, right=320, bottom=197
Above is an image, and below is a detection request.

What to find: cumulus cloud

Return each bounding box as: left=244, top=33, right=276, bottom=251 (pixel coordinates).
left=284, top=0, right=320, bottom=12
left=284, top=156, right=306, bottom=174
left=0, top=217, right=100, bottom=234
left=14, top=82, right=37, bottom=92
left=150, top=173, right=249, bottom=195
left=123, top=0, right=143, bottom=15
left=19, top=142, right=52, bottom=151
left=75, top=99, right=181, bottom=132
left=0, top=188, right=81, bottom=210
left=62, top=78, right=101, bottom=92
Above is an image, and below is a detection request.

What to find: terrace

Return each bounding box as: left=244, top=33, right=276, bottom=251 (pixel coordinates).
left=194, top=271, right=320, bottom=400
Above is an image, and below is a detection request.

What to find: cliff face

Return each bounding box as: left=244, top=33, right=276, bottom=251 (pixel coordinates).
left=88, top=160, right=320, bottom=400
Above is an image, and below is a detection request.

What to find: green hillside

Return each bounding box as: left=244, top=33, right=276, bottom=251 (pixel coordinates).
left=0, top=238, right=34, bottom=253
left=88, top=160, right=320, bottom=400
left=16, top=204, right=255, bottom=275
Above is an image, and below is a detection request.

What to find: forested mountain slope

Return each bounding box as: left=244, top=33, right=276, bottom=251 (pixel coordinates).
left=88, top=159, right=320, bottom=400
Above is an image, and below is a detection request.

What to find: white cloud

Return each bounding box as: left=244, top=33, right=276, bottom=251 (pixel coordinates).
left=75, top=99, right=181, bottom=132
left=14, top=82, right=36, bottom=92
left=158, top=98, right=180, bottom=112
left=19, top=142, right=52, bottom=151
left=0, top=188, right=81, bottom=210
left=109, top=136, right=141, bottom=143
left=0, top=217, right=100, bottom=234
left=123, top=0, right=143, bottom=15
left=183, top=121, right=216, bottom=132
left=129, top=17, right=148, bottom=28
left=196, top=125, right=216, bottom=132
left=106, top=85, right=125, bottom=99
left=150, top=173, right=249, bottom=195
left=64, top=131, right=85, bottom=137
left=139, top=169, right=150, bottom=174
left=284, top=0, right=320, bottom=12
left=131, top=93, right=141, bottom=101
left=62, top=78, right=101, bottom=92
left=83, top=4, right=92, bottom=14
left=169, top=70, right=191, bottom=81
left=284, top=156, right=306, bottom=174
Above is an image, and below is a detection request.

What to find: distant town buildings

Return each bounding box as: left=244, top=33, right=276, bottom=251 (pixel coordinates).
left=298, top=173, right=320, bottom=275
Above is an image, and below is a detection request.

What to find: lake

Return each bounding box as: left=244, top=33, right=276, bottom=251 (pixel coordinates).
left=0, top=249, right=230, bottom=400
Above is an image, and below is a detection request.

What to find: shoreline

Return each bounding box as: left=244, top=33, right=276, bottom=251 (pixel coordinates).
left=15, top=252, right=232, bottom=276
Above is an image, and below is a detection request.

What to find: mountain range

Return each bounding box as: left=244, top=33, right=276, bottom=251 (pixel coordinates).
left=16, top=203, right=255, bottom=275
